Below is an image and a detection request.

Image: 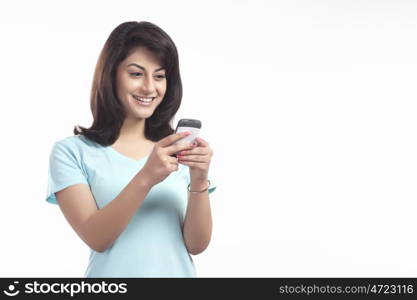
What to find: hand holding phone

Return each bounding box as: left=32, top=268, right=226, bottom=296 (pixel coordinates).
left=141, top=131, right=196, bottom=187
left=171, top=118, right=202, bottom=157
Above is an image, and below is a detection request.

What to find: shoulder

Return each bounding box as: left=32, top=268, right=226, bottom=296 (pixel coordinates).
left=54, top=135, right=98, bottom=151
left=54, top=135, right=78, bottom=146
left=50, top=135, right=97, bottom=160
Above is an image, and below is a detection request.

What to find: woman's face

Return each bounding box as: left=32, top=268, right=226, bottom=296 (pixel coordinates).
left=116, top=46, right=167, bottom=120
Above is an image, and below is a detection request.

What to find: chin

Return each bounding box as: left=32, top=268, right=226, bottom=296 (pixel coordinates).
left=135, top=112, right=154, bottom=119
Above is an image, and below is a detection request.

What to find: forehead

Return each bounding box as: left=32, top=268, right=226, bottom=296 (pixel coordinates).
left=123, top=47, right=162, bottom=68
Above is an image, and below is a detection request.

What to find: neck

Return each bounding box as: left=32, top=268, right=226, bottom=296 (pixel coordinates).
left=117, top=117, right=148, bottom=144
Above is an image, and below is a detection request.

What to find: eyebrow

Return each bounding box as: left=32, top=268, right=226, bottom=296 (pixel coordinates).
left=127, top=63, right=165, bottom=72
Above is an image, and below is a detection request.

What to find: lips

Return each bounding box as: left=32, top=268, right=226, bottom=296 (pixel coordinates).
left=133, top=95, right=155, bottom=103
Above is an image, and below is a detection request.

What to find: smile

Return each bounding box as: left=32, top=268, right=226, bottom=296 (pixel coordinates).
left=133, top=95, right=155, bottom=103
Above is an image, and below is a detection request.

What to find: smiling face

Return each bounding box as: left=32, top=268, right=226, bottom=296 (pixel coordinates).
left=116, top=46, right=167, bottom=121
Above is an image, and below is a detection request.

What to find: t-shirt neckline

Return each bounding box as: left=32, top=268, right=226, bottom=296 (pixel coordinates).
left=106, top=145, right=150, bottom=163
left=78, top=134, right=150, bottom=163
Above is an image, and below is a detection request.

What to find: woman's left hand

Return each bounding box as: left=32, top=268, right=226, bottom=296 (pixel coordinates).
left=177, top=137, right=213, bottom=182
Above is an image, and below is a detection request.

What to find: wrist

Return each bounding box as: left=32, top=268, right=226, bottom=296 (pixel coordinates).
left=190, top=180, right=208, bottom=191
left=137, top=170, right=153, bottom=191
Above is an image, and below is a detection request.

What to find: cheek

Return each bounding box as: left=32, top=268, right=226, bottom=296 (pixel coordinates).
left=157, top=82, right=167, bottom=94
left=116, top=77, right=133, bottom=96
left=126, top=79, right=141, bottom=91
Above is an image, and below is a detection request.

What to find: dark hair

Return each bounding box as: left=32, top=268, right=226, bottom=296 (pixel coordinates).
left=74, top=21, right=182, bottom=146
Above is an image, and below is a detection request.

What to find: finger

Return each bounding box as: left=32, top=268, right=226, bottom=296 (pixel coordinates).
left=170, top=160, right=179, bottom=171
left=177, top=155, right=206, bottom=162
left=178, top=160, right=204, bottom=168
left=178, top=148, right=207, bottom=156
left=195, top=137, right=209, bottom=147
left=166, top=141, right=196, bottom=156
left=158, top=131, right=191, bottom=148
left=167, top=156, right=179, bottom=164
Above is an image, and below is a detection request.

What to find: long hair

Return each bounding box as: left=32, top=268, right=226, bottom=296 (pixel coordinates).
left=74, top=21, right=182, bottom=146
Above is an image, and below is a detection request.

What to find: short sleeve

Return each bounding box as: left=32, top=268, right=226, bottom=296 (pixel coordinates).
left=209, top=178, right=217, bottom=194
left=46, top=140, right=89, bottom=205
left=208, top=176, right=217, bottom=194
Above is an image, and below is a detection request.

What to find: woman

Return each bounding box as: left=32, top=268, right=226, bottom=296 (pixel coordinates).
left=46, top=21, right=217, bottom=277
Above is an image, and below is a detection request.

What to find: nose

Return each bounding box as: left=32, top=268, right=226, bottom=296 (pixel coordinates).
left=141, top=75, right=156, bottom=94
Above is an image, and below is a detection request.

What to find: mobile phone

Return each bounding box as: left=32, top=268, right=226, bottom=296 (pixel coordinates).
left=171, top=119, right=202, bottom=157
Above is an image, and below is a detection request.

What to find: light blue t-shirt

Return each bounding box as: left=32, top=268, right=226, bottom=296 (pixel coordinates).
left=46, top=135, right=216, bottom=277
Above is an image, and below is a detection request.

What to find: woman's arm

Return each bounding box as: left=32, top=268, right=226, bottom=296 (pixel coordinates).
left=182, top=179, right=213, bottom=255
left=56, top=170, right=152, bottom=253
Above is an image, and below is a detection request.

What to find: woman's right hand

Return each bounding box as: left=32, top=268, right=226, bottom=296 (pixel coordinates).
left=140, top=131, right=196, bottom=187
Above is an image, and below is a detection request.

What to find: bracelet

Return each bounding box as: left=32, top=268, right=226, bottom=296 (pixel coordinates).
left=187, top=179, right=211, bottom=194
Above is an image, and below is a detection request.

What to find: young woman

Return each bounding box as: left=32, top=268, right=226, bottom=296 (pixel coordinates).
left=46, top=21, right=217, bottom=277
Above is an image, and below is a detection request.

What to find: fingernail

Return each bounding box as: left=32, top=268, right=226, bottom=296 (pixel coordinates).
left=184, top=131, right=190, bottom=135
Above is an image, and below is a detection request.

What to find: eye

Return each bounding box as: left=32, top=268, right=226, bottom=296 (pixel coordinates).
left=130, top=72, right=143, bottom=77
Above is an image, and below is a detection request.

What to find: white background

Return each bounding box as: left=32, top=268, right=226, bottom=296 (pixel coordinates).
left=0, top=0, right=416, bottom=277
